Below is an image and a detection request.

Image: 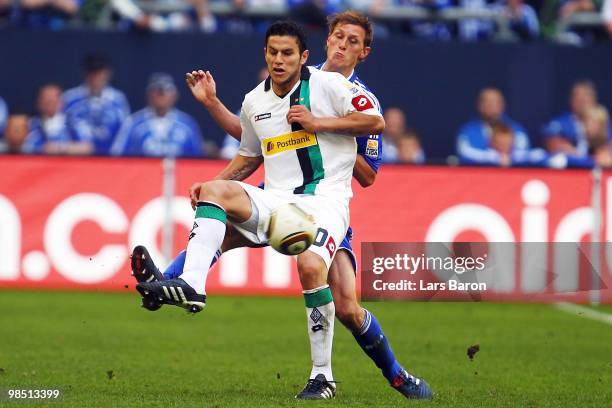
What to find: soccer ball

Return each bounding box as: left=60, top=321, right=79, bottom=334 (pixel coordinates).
left=268, top=203, right=317, bottom=255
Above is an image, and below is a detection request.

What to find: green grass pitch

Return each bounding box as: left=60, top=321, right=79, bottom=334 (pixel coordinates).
left=0, top=290, right=611, bottom=407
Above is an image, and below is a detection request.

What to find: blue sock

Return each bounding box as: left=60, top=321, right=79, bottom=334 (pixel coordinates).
left=353, top=309, right=403, bottom=383
left=162, top=250, right=221, bottom=280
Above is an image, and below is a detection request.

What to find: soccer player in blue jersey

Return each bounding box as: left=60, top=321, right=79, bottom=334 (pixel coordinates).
left=110, top=73, right=204, bottom=158
left=63, top=53, right=130, bottom=155
left=133, top=12, right=432, bottom=400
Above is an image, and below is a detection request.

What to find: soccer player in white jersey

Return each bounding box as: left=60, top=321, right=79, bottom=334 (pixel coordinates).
left=134, top=12, right=433, bottom=400
left=137, top=20, right=386, bottom=400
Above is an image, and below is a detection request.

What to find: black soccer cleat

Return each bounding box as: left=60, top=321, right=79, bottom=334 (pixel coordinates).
left=130, top=246, right=164, bottom=284
left=136, top=278, right=206, bottom=313
left=391, top=369, right=433, bottom=400
left=295, top=374, right=336, bottom=400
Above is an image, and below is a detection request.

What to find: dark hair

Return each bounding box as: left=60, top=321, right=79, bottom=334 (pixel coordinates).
left=265, top=21, right=308, bottom=54
left=328, top=10, right=373, bottom=48
left=81, top=53, right=111, bottom=73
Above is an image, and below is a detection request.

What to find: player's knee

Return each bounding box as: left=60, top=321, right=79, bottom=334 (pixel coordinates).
left=198, top=180, right=235, bottom=205
left=297, top=255, right=326, bottom=286
left=334, top=299, right=362, bottom=331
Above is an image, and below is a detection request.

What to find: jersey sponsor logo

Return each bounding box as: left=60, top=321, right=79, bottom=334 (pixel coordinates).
left=365, top=139, right=379, bottom=158
left=255, top=113, right=271, bottom=122
left=351, top=95, right=374, bottom=111
left=262, top=130, right=317, bottom=156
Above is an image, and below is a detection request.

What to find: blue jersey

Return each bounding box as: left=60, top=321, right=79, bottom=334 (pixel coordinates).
left=457, top=115, right=531, bottom=165
left=542, top=112, right=589, bottom=156
left=22, top=114, right=85, bottom=154
left=110, top=107, right=203, bottom=158
left=313, top=63, right=383, bottom=173
left=0, top=97, right=7, bottom=136
left=63, top=85, right=130, bottom=155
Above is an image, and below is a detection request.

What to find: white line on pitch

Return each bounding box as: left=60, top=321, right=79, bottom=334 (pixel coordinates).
left=554, top=302, right=612, bottom=326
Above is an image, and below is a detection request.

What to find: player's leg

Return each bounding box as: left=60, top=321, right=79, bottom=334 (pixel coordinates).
left=160, top=224, right=255, bottom=280
left=294, top=250, right=336, bottom=400
left=136, top=180, right=252, bottom=311
left=328, top=248, right=433, bottom=399
left=292, top=196, right=350, bottom=400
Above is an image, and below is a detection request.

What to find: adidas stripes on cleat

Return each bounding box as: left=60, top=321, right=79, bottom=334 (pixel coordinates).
left=136, top=278, right=206, bottom=313
left=295, top=374, right=336, bottom=400
left=391, top=369, right=433, bottom=400
left=130, top=246, right=164, bottom=283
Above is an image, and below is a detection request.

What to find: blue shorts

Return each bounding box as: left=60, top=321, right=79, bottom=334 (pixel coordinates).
left=338, top=226, right=357, bottom=273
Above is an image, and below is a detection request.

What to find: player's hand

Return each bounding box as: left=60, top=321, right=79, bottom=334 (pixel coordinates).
left=286, top=105, right=318, bottom=133
left=185, top=70, right=217, bottom=108
left=189, top=182, right=203, bottom=210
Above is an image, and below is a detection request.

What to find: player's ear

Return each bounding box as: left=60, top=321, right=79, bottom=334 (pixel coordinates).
left=300, top=49, right=309, bottom=66
left=359, top=46, right=372, bottom=62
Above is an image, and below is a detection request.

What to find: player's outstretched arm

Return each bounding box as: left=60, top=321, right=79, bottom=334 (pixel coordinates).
left=287, top=105, right=385, bottom=137
left=185, top=70, right=242, bottom=140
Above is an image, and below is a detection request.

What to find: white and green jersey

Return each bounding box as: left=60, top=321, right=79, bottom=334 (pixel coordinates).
left=238, top=66, right=381, bottom=201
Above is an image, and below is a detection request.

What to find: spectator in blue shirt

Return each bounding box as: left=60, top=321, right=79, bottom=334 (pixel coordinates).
left=457, top=87, right=531, bottom=165
left=15, top=0, right=82, bottom=30
left=63, top=53, right=130, bottom=155
left=23, top=84, right=92, bottom=155
left=110, top=73, right=204, bottom=158
left=0, top=96, right=7, bottom=136
left=497, top=0, right=540, bottom=40
left=458, top=0, right=496, bottom=41
left=542, top=80, right=601, bottom=157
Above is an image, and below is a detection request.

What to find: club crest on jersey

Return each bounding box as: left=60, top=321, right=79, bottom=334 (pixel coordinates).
left=255, top=113, right=271, bottom=122
left=351, top=95, right=374, bottom=112
left=366, top=139, right=379, bottom=158
left=262, top=130, right=317, bottom=156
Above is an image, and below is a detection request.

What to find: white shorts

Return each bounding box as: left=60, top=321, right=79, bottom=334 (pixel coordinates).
left=230, top=181, right=349, bottom=269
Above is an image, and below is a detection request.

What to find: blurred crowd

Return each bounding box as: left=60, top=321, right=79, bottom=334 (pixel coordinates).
left=0, top=0, right=611, bottom=43
left=0, top=53, right=610, bottom=169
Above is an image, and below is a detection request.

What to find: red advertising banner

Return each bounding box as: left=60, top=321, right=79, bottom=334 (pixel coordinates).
left=1, top=156, right=610, bottom=302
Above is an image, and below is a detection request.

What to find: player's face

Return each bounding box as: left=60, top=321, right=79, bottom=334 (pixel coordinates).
left=265, top=36, right=308, bottom=91
left=325, top=23, right=371, bottom=73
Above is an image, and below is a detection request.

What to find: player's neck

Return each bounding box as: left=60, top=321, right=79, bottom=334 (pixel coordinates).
left=321, top=61, right=353, bottom=79
left=271, top=77, right=300, bottom=98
